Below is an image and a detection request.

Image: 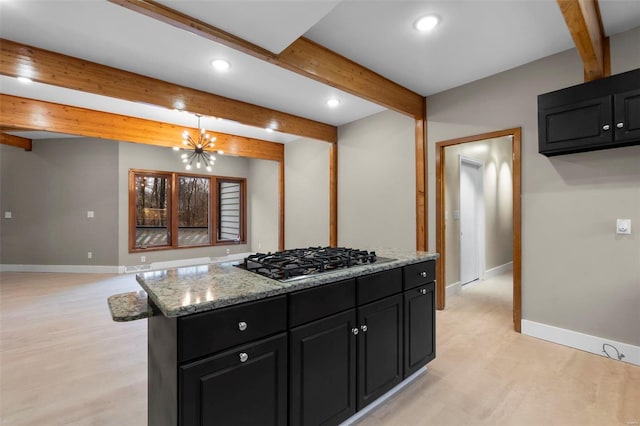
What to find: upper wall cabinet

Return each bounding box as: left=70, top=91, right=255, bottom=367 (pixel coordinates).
left=538, top=68, right=640, bottom=156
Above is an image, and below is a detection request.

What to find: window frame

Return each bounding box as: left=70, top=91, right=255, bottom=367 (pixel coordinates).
left=129, top=169, right=247, bottom=253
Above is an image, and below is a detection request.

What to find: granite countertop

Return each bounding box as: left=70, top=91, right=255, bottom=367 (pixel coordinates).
left=136, top=248, right=439, bottom=318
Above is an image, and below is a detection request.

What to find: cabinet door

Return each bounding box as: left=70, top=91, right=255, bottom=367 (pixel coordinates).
left=357, top=294, right=403, bottom=410
left=290, top=310, right=357, bottom=426
left=180, top=333, right=287, bottom=426
left=538, top=95, right=613, bottom=155
left=404, top=282, right=435, bottom=378
left=614, top=88, right=640, bottom=143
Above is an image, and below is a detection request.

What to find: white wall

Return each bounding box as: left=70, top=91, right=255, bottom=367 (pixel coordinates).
left=338, top=110, right=415, bottom=250
left=285, top=138, right=330, bottom=249
left=427, top=26, right=640, bottom=345
left=248, top=158, right=280, bottom=253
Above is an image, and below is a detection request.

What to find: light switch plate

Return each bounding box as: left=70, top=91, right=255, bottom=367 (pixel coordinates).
left=87, top=211, right=94, bottom=218
left=4, top=211, right=11, bottom=219
left=616, top=219, right=631, bottom=235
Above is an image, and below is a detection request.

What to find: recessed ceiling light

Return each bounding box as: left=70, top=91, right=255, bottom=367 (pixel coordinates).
left=326, top=98, right=340, bottom=108
left=17, top=76, right=32, bottom=84
left=211, top=59, right=230, bottom=72
left=415, top=15, right=439, bottom=32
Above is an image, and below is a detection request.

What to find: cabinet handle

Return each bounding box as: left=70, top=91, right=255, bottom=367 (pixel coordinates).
left=239, top=352, right=248, bottom=363
left=420, top=288, right=427, bottom=295
left=238, top=321, right=247, bottom=331
left=352, top=327, right=359, bottom=336
left=617, top=122, right=624, bottom=129
left=360, top=325, right=368, bottom=333
left=420, top=271, right=427, bottom=278
left=602, top=124, right=610, bottom=131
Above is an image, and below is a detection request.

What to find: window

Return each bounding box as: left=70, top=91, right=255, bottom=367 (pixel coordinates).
left=129, top=170, right=246, bottom=252
left=132, top=173, right=171, bottom=249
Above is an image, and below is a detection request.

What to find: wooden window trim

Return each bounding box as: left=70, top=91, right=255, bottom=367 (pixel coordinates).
left=129, top=169, right=247, bottom=253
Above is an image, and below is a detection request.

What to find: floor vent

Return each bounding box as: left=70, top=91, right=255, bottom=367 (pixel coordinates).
left=124, top=264, right=153, bottom=273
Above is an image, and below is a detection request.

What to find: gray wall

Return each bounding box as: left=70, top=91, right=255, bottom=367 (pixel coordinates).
left=118, top=141, right=252, bottom=266
left=285, top=138, right=330, bottom=249
left=338, top=110, right=415, bottom=250
left=444, top=137, right=513, bottom=286
left=427, top=26, right=640, bottom=345
left=0, top=138, right=119, bottom=265
left=248, top=158, right=280, bottom=253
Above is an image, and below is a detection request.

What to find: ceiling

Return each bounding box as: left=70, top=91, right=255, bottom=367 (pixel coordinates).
left=1, top=0, right=640, bottom=143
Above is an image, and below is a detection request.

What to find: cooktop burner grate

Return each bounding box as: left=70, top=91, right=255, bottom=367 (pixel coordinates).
left=238, top=247, right=386, bottom=281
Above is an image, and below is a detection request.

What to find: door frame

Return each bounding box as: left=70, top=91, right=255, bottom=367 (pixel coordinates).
left=435, top=128, right=522, bottom=332
left=459, top=155, right=486, bottom=285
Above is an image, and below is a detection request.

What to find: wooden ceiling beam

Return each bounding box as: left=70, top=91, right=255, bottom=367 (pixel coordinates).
left=557, top=0, right=609, bottom=81
left=0, top=38, right=336, bottom=143
left=0, top=132, right=32, bottom=151
left=0, top=94, right=284, bottom=162
left=107, top=0, right=425, bottom=119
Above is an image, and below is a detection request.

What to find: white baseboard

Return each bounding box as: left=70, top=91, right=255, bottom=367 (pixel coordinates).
left=0, top=264, right=124, bottom=274
left=521, top=320, right=640, bottom=366
left=484, top=261, right=513, bottom=279
left=446, top=281, right=461, bottom=297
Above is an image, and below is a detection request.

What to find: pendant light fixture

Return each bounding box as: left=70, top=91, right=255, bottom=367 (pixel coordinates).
left=174, top=114, right=216, bottom=172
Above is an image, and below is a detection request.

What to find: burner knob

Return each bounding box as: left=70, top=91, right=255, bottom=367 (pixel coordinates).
left=238, top=321, right=248, bottom=331
left=351, top=327, right=359, bottom=336
left=360, top=325, right=368, bottom=333
left=420, top=271, right=427, bottom=278
left=239, top=352, right=248, bottom=363
left=420, top=288, right=427, bottom=295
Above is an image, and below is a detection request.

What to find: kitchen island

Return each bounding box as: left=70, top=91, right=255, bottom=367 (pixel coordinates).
left=136, top=248, right=438, bottom=426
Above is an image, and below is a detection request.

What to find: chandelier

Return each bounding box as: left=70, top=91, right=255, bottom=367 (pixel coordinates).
left=174, top=115, right=216, bottom=172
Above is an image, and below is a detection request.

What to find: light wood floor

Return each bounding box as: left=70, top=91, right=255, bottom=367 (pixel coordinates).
left=1, top=271, right=638, bottom=426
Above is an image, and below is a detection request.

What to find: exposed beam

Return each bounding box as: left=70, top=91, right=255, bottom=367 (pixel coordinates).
left=107, top=0, right=425, bottom=118
left=0, top=94, right=284, bottom=162
left=557, top=0, right=609, bottom=81
left=0, top=38, right=337, bottom=143
left=329, top=142, right=338, bottom=247
left=0, top=132, right=32, bottom=151
left=415, top=117, right=426, bottom=251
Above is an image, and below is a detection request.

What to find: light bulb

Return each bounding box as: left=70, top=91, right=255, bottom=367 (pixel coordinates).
left=415, top=15, right=439, bottom=32
left=206, top=166, right=212, bottom=172
left=182, top=159, right=188, bottom=163
left=172, top=146, right=179, bottom=151
left=197, top=144, right=202, bottom=149
left=196, top=162, right=201, bottom=169
left=218, top=150, right=224, bottom=155
left=186, top=165, right=192, bottom=170
left=181, top=153, right=188, bottom=159
left=211, top=156, right=216, bottom=161
left=182, top=140, right=188, bottom=145
left=182, top=130, right=189, bottom=138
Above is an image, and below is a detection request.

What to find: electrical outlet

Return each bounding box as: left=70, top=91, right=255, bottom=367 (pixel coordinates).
left=4, top=211, right=12, bottom=219
left=616, top=219, right=631, bottom=235
left=226, top=248, right=230, bottom=255
left=87, top=211, right=94, bottom=218
left=87, top=251, right=92, bottom=259
left=141, top=255, right=146, bottom=263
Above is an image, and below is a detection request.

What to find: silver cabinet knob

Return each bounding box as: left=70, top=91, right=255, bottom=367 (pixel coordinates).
left=360, top=325, right=368, bottom=333
left=352, top=327, right=359, bottom=335
left=420, top=288, right=427, bottom=295
left=238, top=321, right=247, bottom=331
left=239, top=352, right=248, bottom=363
left=420, top=271, right=427, bottom=278
left=617, top=122, right=624, bottom=128
left=602, top=124, right=610, bottom=131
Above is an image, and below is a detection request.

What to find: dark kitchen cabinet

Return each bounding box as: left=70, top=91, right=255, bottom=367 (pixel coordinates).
left=356, top=293, right=403, bottom=409
left=180, top=333, right=288, bottom=426
left=403, top=282, right=435, bottom=377
left=289, top=310, right=357, bottom=426
left=538, top=68, right=640, bottom=156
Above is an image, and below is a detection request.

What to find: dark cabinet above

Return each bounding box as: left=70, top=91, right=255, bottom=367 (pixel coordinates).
left=538, top=68, right=640, bottom=156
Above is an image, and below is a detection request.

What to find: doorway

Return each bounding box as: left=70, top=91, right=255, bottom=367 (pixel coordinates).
left=435, top=128, right=522, bottom=332
left=459, top=156, right=485, bottom=286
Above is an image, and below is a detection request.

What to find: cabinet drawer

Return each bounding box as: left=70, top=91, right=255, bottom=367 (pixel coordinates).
left=357, top=268, right=402, bottom=305
left=403, top=261, right=435, bottom=290
left=179, top=295, right=287, bottom=362
left=289, top=279, right=355, bottom=327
